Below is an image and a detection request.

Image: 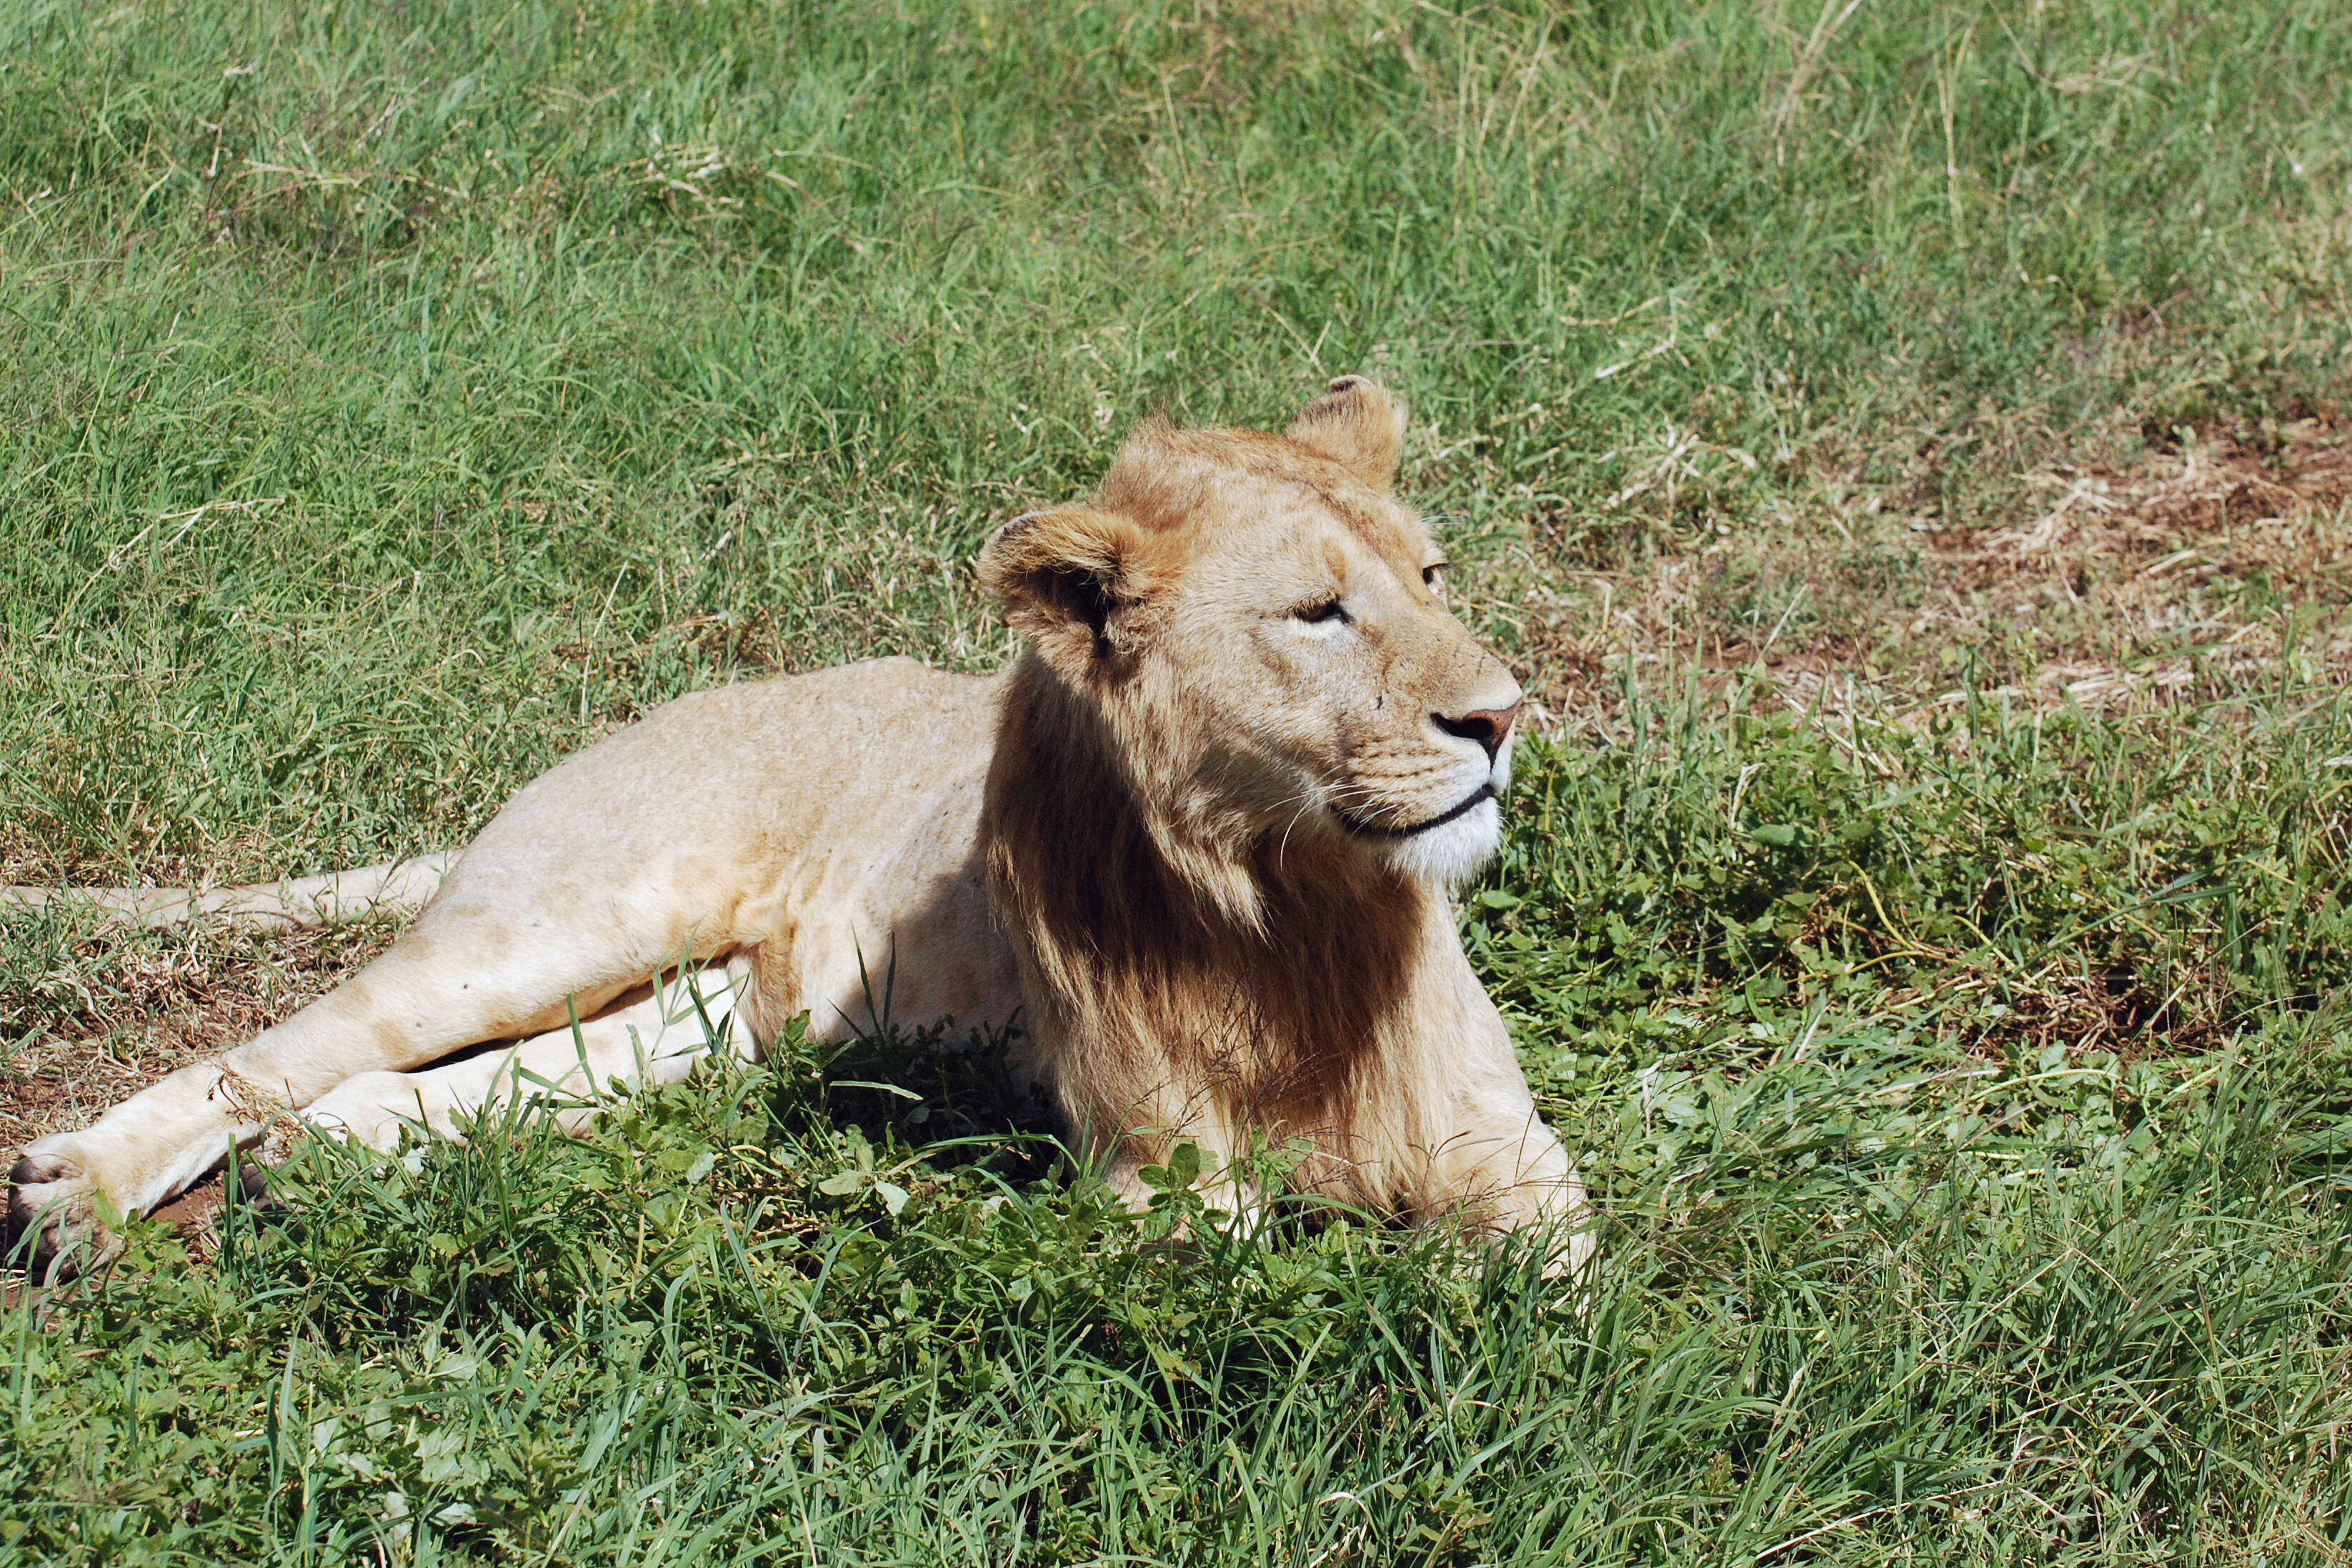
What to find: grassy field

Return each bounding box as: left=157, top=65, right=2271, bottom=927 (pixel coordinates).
left=5, top=0, right=2352, bottom=1559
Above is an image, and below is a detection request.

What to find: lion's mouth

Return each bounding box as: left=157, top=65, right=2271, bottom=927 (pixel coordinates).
left=1331, top=782, right=1497, bottom=839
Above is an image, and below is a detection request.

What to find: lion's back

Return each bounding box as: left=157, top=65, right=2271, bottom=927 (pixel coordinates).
left=444, top=656, right=1002, bottom=907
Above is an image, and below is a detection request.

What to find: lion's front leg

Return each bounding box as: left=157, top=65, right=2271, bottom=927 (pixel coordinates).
left=1425, top=1097, right=1594, bottom=1282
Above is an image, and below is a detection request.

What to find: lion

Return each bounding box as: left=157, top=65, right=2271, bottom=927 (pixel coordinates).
left=6, top=378, right=1590, bottom=1283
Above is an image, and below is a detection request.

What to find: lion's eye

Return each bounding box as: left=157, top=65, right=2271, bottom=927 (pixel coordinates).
left=1295, top=598, right=1348, bottom=625
left=1422, top=563, right=1447, bottom=592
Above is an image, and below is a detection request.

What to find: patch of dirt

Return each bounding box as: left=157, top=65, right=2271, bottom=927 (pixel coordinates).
left=1521, top=419, right=2352, bottom=729
left=148, top=1173, right=229, bottom=1233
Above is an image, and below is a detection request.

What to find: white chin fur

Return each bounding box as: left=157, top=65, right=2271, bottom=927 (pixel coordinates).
left=1378, top=795, right=1503, bottom=890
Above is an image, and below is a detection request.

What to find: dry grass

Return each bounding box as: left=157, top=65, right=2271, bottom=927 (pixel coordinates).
left=1522, top=416, right=2352, bottom=733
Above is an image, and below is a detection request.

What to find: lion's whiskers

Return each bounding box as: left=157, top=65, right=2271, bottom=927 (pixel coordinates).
left=1271, top=775, right=1442, bottom=869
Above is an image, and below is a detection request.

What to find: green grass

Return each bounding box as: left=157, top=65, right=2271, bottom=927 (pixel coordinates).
left=4, top=0, right=2352, bottom=1561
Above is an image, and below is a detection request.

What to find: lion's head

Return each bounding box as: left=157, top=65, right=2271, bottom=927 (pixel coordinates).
left=979, top=377, right=1522, bottom=916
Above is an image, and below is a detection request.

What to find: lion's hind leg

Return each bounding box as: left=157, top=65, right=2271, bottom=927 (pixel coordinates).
left=302, top=962, right=750, bottom=1152
left=9, top=871, right=735, bottom=1277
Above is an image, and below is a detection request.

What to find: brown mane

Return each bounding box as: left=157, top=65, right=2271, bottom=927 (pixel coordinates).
left=982, top=649, right=1431, bottom=1200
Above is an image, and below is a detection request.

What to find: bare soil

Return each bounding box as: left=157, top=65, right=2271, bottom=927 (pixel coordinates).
left=1525, top=419, right=2352, bottom=731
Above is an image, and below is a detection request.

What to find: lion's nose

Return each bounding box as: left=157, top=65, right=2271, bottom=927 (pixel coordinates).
left=1434, top=701, right=1520, bottom=759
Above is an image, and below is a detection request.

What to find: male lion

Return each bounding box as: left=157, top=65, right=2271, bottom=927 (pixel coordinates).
left=7, top=378, right=1590, bottom=1282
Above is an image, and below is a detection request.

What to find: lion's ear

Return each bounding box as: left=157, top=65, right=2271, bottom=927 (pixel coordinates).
left=1285, top=376, right=1407, bottom=488
left=979, top=506, right=1157, bottom=667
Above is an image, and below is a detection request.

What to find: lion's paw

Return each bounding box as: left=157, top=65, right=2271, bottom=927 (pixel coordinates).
left=6, top=1140, right=121, bottom=1282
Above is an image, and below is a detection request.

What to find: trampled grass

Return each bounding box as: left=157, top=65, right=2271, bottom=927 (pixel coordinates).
left=4, top=0, right=2351, bottom=1561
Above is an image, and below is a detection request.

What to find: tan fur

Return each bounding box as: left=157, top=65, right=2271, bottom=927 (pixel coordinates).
left=6, top=379, right=1589, bottom=1284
